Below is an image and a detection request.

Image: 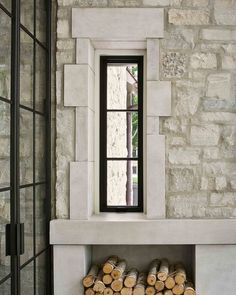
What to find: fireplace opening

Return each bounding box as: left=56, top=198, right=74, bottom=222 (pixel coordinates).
left=82, top=245, right=195, bottom=295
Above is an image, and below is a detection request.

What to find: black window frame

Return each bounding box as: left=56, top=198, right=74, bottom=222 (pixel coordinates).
left=100, top=55, right=143, bottom=212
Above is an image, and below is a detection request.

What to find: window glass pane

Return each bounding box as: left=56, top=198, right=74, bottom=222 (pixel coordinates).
left=20, top=30, right=33, bottom=108
left=107, top=160, right=138, bottom=206
left=107, top=64, right=138, bottom=110
left=0, top=1, right=11, bottom=11
left=0, top=101, right=10, bottom=189
left=0, top=278, right=11, bottom=295
left=107, top=112, right=138, bottom=158
left=36, top=0, right=46, bottom=44
left=0, top=9, right=11, bottom=100
left=20, top=109, right=33, bottom=185
left=36, top=251, right=47, bottom=295
left=36, top=185, right=46, bottom=254
left=20, top=0, right=34, bottom=34
left=35, top=115, right=45, bottom=182
left=0, top=191, right=10, bottom=280
left=20, top=187, right=33, bottom=265
left=21, top=262, right=34, bottom=294
left=35, top=44, right=46, bottom=113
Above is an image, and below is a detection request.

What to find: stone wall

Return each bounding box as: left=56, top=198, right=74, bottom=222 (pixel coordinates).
left=56, top=0, right=236, bottom=218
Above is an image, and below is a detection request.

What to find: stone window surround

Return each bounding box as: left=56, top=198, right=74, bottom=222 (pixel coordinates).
left=64, top=7, right=172, bottom=220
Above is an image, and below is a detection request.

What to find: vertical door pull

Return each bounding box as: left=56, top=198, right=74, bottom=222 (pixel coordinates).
left=5, top=223, right=24, bottom=256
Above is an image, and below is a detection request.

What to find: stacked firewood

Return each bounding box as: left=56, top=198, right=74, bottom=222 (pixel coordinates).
left=82, top=256, right=196, bottom=295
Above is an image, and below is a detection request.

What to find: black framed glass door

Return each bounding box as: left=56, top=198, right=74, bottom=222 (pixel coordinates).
left=0, top=1, right=51, bottom=294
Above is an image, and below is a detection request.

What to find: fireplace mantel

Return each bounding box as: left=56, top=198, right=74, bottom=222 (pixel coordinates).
left=50, top=218, right=236, bottom=245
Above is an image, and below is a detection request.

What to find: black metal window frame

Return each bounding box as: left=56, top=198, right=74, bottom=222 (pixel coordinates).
left=0, top=1, right=52, bottom=294
left=100, top=55, right=144, bottom=212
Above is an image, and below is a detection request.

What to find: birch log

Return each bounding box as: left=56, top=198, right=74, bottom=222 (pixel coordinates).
left=164, top=290, right=173, bottom=295
left=174, top=264, right=186, bottom=285
left=103, top=256, right=119, bottom=274
left=111, top=273, right=125, bottom=292
left=173, top=284, right=184, bottom=295
left=112, top=260, right=127, bottom=280
left=93, top=270, right=106, bottom=293
left=83, top=265, right=99, bottom=288
left=121, top=287, right=132, bottom=295
left=155, top=280, right=165, bottom=292
left=85, top=288, right=95, bottom=295
left=133, top=273, right=146, bottom=295
left=145, top=286, right=156, bottom=295
left=165, top=265, right=175, bottom=290
left=103, top=274, right=113, bottom=285
left=157, top=259, right=169, bottom=282
left=147, top=259, right=160, bottom=286
left=183, top=283, right=196, bottom=295
left=124, top=268, right=138, bottom=288
left=104, top=287, right=114, bottom=295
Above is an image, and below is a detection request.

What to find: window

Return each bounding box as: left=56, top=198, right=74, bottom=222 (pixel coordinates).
left=100, top=56, right=143, bottom=212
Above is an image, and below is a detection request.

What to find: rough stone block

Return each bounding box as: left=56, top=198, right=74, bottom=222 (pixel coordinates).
left=190, top=53, right=217, bottom=69
left=206, top=73, right=233, bottom=100
left=57, top=19, right=70, bottom=39
left=169, top=168, right=195, bottom=192
left=201, top=28, right=236, bottom=41
left=147, top=81, right=171, bottom=116
left=168, top=9, right=209, bottom=25
left=190, top=125, right=220, bottom=146
left=215, top=176, right=227, bottom=191
left=222, top=55, right=236, bottom=70
left=214, top=0, right=236, bottom=25
left=161, top=52, right=187, bottom=78
left=168, top=147, right=200, bottom=165
left=64, top=64, right=94, bottom=108
left=143, top=0, right=170, bottom=6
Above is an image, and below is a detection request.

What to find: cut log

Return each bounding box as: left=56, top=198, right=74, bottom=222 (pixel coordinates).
left=184, top=283, right=196, bottom=295
left=104, top=287, right=114, bottom=295
left=147, top=259, right=160, bottom=286
left=165, top=265, right=175, bottom=290
left=173, top=284, right=184, bottom=295
left=174, top=264, right=186, bottom=285
left=124, top=268, right=138, bottom=288
left=85, top=288, right=95, bottom=295
left=93, top=270, right=106, bottom=293
left=145, top=286, right=156, bottom=295
left=83, top=265, right=99, bottom=288
left=164, top=290, right=173, bottom=295
left=103, top=256, right=119, bottom=274
left=114, top=293, right=121, bottom=295
left=155, top=280, right=165, bottom=292
left=121, top=287, right=132, bottom=295
left=157, top=259, right=169, bottom=282
left=156, top=293, right=163, bottom=295
left=111, top=273, right=125, bottom=292
left=103, top=274, right=113, bottom=285
left=133, top=273, right=146, bottom=295
left=111, top=260, right=127, bottom=280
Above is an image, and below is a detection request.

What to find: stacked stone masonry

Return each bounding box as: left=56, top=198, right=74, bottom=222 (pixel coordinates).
left=56, top=0, right=236, bottom=218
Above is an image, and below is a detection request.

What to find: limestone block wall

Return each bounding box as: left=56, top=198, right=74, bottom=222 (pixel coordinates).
left=56, top=0, right=236, bottom=219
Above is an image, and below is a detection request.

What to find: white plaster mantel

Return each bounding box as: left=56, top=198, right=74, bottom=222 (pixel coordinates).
left=50, top=218, right=236, bottom=245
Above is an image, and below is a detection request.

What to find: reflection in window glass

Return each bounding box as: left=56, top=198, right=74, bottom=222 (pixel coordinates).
left=21, top=262, right=34, bottom=294
left=36, top=0, right=46, bottom=44
left=0, top=101, right=10, bottom=189
left=0, top=191, right=11, bottom=281
left=20, top=0, right=34, bottom=34
left=36, top=251, right=47, bottom=294
left=35, top=44, right=46, bottom=113
left=20, top=30, right=34, bottom=108
left=0, top=278, right=11, bottom=295
left=36, top=185, right=46, bottom=254
left=0, top=9, right=11, bottom=100
left=107, top=161, right=138, bottom=206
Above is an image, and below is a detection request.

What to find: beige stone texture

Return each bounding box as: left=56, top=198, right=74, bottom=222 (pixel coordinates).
left=168, top=9, right=209, bottom=25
